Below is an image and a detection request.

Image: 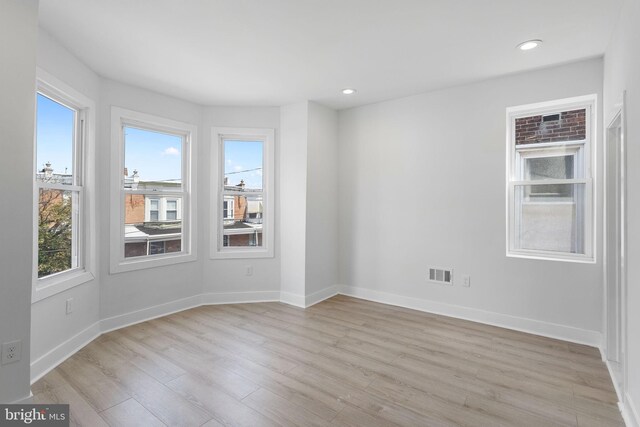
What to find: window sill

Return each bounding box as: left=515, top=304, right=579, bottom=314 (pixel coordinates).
left=110, top=251, right=197, bottom=274
left=210, top=247, right=274, bottom=260
left=506, top=251, right=595, bottom=264
left=32, top=270, right=95, bottom=303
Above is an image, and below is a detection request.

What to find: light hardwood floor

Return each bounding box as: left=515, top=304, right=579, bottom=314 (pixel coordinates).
left=33, top=295, right=624, bottom=426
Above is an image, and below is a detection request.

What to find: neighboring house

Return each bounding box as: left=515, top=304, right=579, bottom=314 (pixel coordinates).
left=223, top=179, right=263, bottom=247
left=123, top=169, right=183, bottom=258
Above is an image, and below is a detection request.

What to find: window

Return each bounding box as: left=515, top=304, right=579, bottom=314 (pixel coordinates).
left=223, top=199, right=234, bottom=219
left=149, top=199, right=159, bottom=221
left=166, top=199, right=178, bottom=220
left=111, top=107, right=197, bottom=272
left=33, top=70, right=96, bottom=302
left=507, top=95, right=595, bottom=262
left=211, top=128, right=274, bottom=258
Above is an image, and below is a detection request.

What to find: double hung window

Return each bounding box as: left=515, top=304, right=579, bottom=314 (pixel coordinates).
left=507, top=95, right=595, bottom=262
left=33, top=72, right=96, bottom=302
left=111, top=108, right=196, bottom=272
left=211, top=128, right=274, bottom=259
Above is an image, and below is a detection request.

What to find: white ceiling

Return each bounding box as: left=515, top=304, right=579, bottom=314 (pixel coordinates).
left=38, top=0, right=621, bottom=110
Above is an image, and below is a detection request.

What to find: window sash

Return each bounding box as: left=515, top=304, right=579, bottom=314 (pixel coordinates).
left=219, top=135, right=266, bottom=253
left=219, top=191, right=264, bottom=251
left=121, top=190, right=187, bottom=258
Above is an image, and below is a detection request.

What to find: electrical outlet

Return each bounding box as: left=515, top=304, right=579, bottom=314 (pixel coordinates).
left=462, top=275, right=471, bottom=287
left=1, top=340, right=21, bottom=365
left=66, top=298, right=73, bottom=314
left=245, top=265, right=253, bottom=276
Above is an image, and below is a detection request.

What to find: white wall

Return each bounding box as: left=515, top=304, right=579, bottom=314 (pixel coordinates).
left=31, top=28, right=102, bottom=376
left=604, top=0, right=640, bottom=423
left=280, top=102, right=309, bottom=303
left=98, top=79, right=203, bottom=319
left=0, top=0, right=38, bottom=403
left=280, top=101, right=340, bottom=305
left=338, top=58, right=604, bottom=343
left=201, top=106, right=281, bottom=296
left=306, top=102, right=339, bottom=297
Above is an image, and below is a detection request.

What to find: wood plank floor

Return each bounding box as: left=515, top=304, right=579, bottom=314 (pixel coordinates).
left=33, top=295, right=624, bottom=426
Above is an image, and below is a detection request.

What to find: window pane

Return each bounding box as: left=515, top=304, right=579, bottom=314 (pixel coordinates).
left=524, top=155, right=575, bottom=180
left=36, top=94, right=75, bottom=184
left=124, top=126, right=182, bottom=190
left=124, top=194, right=182, bottom=258
left=222, top=194, right=263, bottom=248
left=514, top=183, right=585, bottom=254
left=224, top=140, right=263, bottom=191
left=223, top=198, right=234, bottom=219
left=38, top=189, right=77, bottom=277
left=515, top=108, right=586, bottom=145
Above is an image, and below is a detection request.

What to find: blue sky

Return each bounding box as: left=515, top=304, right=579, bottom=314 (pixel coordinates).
left=36, top=94, right=74, bottom=176
left=36, top=95, right=262, bottom=188
left=125, top=126, right=182, bottom=182
left=224, top=140, right=263, bottom=190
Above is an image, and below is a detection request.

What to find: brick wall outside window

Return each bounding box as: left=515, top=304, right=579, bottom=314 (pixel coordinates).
left=515, top=108, right=586, bottom=145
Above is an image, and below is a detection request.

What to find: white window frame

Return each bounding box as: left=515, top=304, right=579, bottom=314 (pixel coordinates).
left=210, top=127, right=275, bottom=259
left=110, top=107, right=197, bottom=273
left=33, top=69, right=96, bottom=302
left=506, top=94, right=596, bottom=263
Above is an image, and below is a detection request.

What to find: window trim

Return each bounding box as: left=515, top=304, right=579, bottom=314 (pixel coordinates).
left=110, top=107, right=197, bottom=273
left=33, top=69, right=96, bottom=302
left=506, top=94, right=597, bottom=263
left=210, top=127, right=275, bottom=259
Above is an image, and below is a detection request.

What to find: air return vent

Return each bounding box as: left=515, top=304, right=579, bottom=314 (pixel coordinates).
left=429, top=267, right=453, bottom=285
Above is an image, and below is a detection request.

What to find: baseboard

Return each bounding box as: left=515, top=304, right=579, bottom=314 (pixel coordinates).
left=305, top=285, right=338, bottom=307
left=100, top=294, right=203, bottom=334
left=600, top=348, right=625, bottom=406
left=280, top=291, right=305, bottom=308
left=201, top=290, right=280, bottom=305
left=339, top=285, right=602, bottom=347
left=10, top=392, right=34, bottom=404
left=30, top=322, right=101, bottom=384
left=623, top=392, right=640, bottom=427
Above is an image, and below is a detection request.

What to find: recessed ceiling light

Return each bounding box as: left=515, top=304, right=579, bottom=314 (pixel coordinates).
left=517, top=40, right=542, bottom=51
left=342, top=88, right=357, bottom=95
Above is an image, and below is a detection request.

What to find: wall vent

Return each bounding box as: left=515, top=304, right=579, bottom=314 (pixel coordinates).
left=429, top=267, right=453, bottom=285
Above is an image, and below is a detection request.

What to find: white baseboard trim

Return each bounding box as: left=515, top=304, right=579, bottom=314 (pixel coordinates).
left=280, top=291, right=305, bottom=308
left=305, top=285, right=338, bottom=307
left=201, top=290, right=280, bottom=305
left=600, top=349, right=625, bottom=406
left=30, top=322, right=101, bottom=384
left=10, top=392, right=34, bottom=404
left=100, top=294, right=203, bottom=334
left=339, top=285, right=602, bottom=347
left=623, top=392, right=640, bottom=427
left=31, top=290, right=280, bottom=384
